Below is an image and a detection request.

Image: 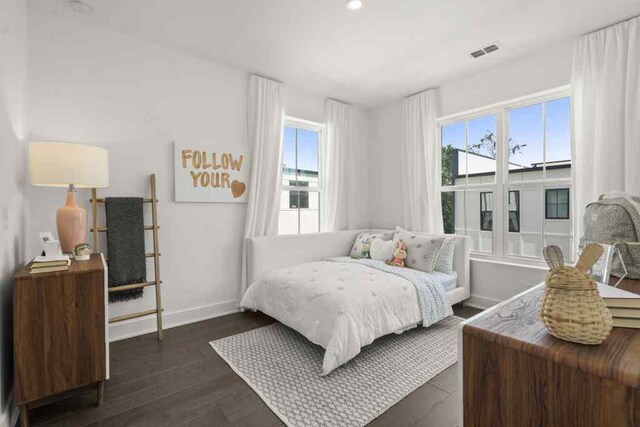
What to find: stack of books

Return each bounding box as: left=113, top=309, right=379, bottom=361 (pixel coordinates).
left=30, top=255, right=71, bottom=274
left=597, top=283, right=640, bottom=328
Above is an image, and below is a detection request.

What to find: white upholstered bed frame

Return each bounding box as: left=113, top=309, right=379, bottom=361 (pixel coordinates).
left=246, top=229, right=470, bottom=305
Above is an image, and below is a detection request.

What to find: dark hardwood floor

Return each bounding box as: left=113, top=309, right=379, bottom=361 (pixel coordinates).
left=27, top=304, right=482, bottom=427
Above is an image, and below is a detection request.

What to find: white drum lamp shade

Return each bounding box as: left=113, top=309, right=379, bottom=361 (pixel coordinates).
left=29, top=142, right=109, bottom=253
left=30, top=142, right=109, bottom=188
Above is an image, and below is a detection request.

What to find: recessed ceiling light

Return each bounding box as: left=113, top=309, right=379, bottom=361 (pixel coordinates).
left=346, top=0, right=363, bottom=10
left=68, top=0, right=94, bottom=15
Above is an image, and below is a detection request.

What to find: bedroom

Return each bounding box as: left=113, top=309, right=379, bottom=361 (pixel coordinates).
left=1, top=0, right=640, bottom=426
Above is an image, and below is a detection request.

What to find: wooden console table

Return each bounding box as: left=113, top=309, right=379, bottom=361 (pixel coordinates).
left=460, top=278, right=640, bottom=427
left=13, top=254, right=109, bottom=427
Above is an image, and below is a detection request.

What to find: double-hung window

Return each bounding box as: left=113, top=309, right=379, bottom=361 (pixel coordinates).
left=439, top=88, right=573, bottom=263
left=278, top=117, right=324, bottom=235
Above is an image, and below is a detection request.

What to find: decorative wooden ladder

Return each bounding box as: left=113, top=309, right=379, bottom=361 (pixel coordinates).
left=90, top=174, right=164, bottom=341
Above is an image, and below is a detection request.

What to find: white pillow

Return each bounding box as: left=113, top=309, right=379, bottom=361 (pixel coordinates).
left=370, top=238, right=395, bottom=262
left=393, top=226, right=444, bottom=273
left=350, top=231, right=394, bottom=259
left=393, top=226, right=455, bottom=274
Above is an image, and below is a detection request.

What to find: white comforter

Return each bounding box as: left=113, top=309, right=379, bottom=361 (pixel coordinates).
left=240, top=257, right=452, bottom=375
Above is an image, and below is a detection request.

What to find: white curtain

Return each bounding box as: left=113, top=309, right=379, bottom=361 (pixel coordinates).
left=241, top=75, right=284, bottom=294
left=571, top=16, right=640, bottom=239
left=400, top=89, right=443, bottom=233
left=322, top=99, right=363, bottom=231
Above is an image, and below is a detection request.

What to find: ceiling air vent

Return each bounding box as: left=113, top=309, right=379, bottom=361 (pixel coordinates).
left=469, top=42, right=501, bottom=59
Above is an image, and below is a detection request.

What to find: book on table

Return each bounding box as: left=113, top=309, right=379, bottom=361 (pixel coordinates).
left=30, top=255, right=70, bottom=273
left=597, top=283, right=640, bottom=328
left=611, top=317, right=640, bottom=329
left=31, top=255, right=70, bottom=267
left=30, top=265, right=69, bottom=274
left=597, top=283, right=640, bottom=308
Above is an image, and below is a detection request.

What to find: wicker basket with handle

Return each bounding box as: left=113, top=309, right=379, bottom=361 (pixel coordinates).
left=540, top=244, right=613, bottom=345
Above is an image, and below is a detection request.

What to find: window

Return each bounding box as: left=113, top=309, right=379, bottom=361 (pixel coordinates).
left=278, top=118, right=323, bottom=235
left=480, top=192, right=493, bottom=231
left=546, top=188, right=570, bottom=219
left=439, top=88, right=573, bottom=263
left=508, top=191, right=520, bottom=233
left=441, top=114, right=497, bottom=254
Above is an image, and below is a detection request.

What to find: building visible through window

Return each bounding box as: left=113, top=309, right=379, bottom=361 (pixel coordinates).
left=480, top=192, right=493, bottom=231
left=288, top=180, right=310, bottom=209
left=546, top=188, right=570, bottom=220
left=508, top=190, right=520, bottom=232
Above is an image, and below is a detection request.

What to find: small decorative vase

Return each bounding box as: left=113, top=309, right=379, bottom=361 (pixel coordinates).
left=540, top=244, right=613, bottom=345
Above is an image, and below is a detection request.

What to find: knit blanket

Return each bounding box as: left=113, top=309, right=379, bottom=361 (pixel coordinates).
left=105, top=197, right=146, bottom=302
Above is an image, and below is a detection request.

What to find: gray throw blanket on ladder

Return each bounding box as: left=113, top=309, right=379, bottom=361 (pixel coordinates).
left=106, top=197, right=146, bottom=302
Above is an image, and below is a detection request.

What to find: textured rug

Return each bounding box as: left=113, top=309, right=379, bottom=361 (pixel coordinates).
left=209, top=316, right=461, bottom=427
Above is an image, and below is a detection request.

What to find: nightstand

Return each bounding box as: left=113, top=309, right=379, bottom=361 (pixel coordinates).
left=13, top=254, right=109, bottom=427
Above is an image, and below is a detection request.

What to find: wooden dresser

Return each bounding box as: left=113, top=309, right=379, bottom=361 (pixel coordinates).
left=13, top=254, right=109, bottom=427
left=460, top=278, right=640, bottom=427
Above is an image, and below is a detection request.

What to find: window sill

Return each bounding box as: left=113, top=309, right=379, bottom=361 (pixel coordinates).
left=469, top=255, right=549, bottom=271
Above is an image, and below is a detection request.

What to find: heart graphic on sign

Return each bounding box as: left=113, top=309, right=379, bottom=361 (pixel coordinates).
left=231, top=180, right=246, bottom=199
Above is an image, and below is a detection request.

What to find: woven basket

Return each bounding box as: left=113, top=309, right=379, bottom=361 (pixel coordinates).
left=540, top=245, right=612, bottom=345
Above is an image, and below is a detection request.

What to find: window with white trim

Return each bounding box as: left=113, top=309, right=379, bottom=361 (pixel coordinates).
left=278, top=117, right=323, bottom=235
left=439, top=89, right=573, bottom=263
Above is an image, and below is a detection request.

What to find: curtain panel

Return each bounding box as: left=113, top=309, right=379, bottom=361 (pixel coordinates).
left=322, top=99, right=367, bottom=231
left=401, top=89, right=443, bottom=233
left=571, top=16, right=640, bottom=239
left=241, top=75, right=284, bottom=294
left=322, top=99, right=351, bottom=231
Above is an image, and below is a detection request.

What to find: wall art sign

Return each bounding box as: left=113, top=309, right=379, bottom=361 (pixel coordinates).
left=174, top=142, right=250, bottom=203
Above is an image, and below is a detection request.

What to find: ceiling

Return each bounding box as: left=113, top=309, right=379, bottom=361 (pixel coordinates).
left=28, top=0, right=640, bottom=108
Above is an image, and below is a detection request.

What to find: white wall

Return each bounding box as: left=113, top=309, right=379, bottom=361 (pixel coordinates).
left=438, top=41, right=574, bottom=117
left=0, top=0, right=28, bottom=425
left=368, top=41, right=574, bottom=307
left=368, top=100, right=403, bottom=229
left=26, top=12, right=350, bottom=340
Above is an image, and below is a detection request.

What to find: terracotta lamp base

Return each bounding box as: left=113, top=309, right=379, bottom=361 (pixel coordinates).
left=56, top=189, right=87, bottom=253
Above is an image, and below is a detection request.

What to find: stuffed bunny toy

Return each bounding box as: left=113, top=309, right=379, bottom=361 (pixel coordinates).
left=388, top=240, right=407, bottom=267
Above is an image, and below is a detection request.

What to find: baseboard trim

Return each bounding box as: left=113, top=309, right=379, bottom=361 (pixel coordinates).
left=108, top=299, right=240, bottom=342
left=464, top=294, right=501, bottom=310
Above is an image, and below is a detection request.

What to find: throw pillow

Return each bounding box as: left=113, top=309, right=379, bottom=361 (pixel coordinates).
left=370, top=238, right=395, bottom=262
left=393, top=226, right=445, bottom=273
left=433, top=237, right=455, bottom=274
left=350, top=231, right=393, bottom=259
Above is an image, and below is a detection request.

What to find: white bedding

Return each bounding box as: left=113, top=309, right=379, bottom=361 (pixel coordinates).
left=240, top=257, right=453, bottom=375
left=432, top=271, right=457, bottom=292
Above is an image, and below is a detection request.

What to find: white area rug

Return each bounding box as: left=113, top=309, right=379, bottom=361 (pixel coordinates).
left=209, top=316, right=461, bottom=427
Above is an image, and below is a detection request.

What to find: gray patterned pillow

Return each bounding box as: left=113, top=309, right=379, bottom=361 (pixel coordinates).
left=393, top=227, right=444, bottom=273
left=433, top=238, right=455, bottom=274
left=350, top=231, right=393, bottom=259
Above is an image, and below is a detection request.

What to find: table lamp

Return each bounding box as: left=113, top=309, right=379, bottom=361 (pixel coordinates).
left=30, top=142, right=109, bottom=253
